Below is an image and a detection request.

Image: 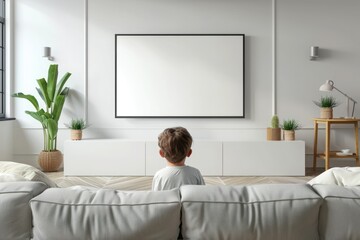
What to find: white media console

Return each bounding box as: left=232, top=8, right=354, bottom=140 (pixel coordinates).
left=64, top=139, right=305, bottom=176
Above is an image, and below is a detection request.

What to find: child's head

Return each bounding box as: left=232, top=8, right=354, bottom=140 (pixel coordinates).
left=158, top=127, right=193, bottom=163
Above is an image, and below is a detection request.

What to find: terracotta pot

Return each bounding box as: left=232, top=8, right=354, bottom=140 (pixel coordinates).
left=38, top=150, right=63, bottom=172
left=266, top=128, right=281, bottom=141
left=320, top=107, right=333, bottom=119
left=71, top=130, right=83, bottom=140
left=283, top=130, right=295, bottom=141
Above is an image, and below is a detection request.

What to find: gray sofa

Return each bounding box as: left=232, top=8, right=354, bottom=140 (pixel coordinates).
left=1, top=182, right=360, bottom=240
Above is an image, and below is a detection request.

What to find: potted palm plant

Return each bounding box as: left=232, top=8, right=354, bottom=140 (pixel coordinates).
left=65, top=118, right=88, bottom=140
left=267, top=115, right=281, bottom=141
left=281, top=119, right=300, bottom=141
left=313, top=96, right=339, bottom=119
left=12, top=64, right=71, bottom=172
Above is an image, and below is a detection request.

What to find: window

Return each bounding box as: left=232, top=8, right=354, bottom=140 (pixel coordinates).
left=0, top=0, right=5, bottom=118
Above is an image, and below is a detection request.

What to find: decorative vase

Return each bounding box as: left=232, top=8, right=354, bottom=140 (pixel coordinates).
left=320, top=107, right=333, bottom=119
left=71, top=130, right=83, bottom=140
left=38, top=150, right=63, bottom=172
left=266, top=128, right=281, bottom=141
left=283, top=130, right=295, bottom=141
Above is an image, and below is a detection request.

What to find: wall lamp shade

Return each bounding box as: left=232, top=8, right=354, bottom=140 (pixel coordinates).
left=310, top=46, right=319, bottom=60
left=43, top=47, right=54, bottom=61
left=319, top=80, right=357, bottom=118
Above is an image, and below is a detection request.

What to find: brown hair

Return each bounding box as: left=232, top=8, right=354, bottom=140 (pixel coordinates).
left=158, top=127, right=193, bottom=163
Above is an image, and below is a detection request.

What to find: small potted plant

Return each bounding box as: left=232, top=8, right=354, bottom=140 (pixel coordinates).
left=313, top=96, right=339, bottom=119
left=281, top=119, right=300, bottom=141
left=267, top=115, right=281, bottom=141
left=65, top=118, right=88, bottom=140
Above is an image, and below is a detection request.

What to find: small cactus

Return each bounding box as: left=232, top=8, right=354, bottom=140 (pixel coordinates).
left=271, top=115, right=279, bottom=128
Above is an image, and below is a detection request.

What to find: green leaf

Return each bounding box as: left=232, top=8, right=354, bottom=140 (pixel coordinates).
left=60, top=87, right=70, bottom=96
left=281, top=119, right=300, bottom=131
left=12, top=93, right=39, bottom=111
left=66, top=118, right=87, bottom=130
left=55, top=72, right=71, bottom=98
left=36, top=88, right=45, bottom=103
left=45, top=118, right=58, bottom=140
left=25, top=110, right=44, bottom=124
left=47, top=64, right=58, bottom=101
left=53, top=94, right=65, bottom=122
left=43, top=111, right=52, bottom=119
left=37, top=78, right=51, bottom=108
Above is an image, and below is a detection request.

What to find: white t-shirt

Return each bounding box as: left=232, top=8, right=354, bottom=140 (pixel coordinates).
left=152, top=165, right=205, bottom=191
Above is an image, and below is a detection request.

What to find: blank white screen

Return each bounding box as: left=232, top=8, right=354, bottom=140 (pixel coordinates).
left=116, top=34, right=244, bottom=117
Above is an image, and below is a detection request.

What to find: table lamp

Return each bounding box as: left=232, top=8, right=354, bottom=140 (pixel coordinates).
left=319, top=80, right=357, bottom=118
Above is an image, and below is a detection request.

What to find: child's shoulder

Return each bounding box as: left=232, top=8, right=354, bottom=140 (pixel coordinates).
left=184, top=165, right=202, bottom=173
left=184, top=165, right=199, bottom=170
left=154, top=167, right=168, bottom=176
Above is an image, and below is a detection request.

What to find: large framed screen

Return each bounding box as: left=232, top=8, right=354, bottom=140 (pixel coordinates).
left=115, top=34, right=245, bottom=118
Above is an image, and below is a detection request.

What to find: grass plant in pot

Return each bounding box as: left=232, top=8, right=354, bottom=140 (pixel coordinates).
left=267, top=115, right=281, bottom=141
left=65, top=118, right=88, bottom=140
left=313, top=96, right=339, bottom=119
left=281, top=119, right=300, bottom=141
left=12, top=64, right=71, bottom=172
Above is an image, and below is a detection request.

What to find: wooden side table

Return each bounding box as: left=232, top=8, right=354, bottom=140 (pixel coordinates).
left=313, top=118, right=360, bottom=171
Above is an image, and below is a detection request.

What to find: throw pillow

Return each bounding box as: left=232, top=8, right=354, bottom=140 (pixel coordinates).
left=308, top=167, right=360, bottom=186
left=0, top=173, right=28, bottom=182
left=0, top=161, right=57, bottom=187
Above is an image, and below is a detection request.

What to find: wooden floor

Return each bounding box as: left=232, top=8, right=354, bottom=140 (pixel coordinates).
left=46, top=168, right=323, bottom=191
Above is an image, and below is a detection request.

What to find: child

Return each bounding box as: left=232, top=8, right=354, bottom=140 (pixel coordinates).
left=152, top=127, right=205, bottom=191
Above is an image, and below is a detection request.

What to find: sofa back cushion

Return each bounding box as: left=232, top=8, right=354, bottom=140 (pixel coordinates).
left=30, top=187, right=181, bottom=240
left=312, top=184, right=360, bottom=240
left=0, top=182, right=48, bottom=240
left=180, top=184, right=322, bottom=240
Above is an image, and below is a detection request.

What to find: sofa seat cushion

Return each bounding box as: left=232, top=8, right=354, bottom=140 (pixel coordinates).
left=312, top=184, right=360, bottom=240
left=0, top=161, right=57, bottom=187
left=180, top=184, right=322, bottom=240
left=30, top=187, right=181, bottom=240
left=0, top=182, right=48, bottom=240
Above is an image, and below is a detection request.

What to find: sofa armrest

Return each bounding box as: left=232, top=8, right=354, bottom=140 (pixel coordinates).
left=0, top=182, right=48, bottom=240
left=312, top=184, right=360, bottom=240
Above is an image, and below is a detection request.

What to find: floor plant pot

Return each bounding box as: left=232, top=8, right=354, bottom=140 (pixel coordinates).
left=38, top=150, right=63, bottom=172
left=266, top=128, right=281, bottom=141
left=283, top=130, right=295, bottom=141
left=320, top=107, right=333, bottom=119
left=71, top=130, right=83, bottom=140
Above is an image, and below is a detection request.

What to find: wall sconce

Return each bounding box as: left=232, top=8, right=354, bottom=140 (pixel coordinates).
left=43, top=47, right=54, bottom=61
left=310, top=46, right=319, bottom=61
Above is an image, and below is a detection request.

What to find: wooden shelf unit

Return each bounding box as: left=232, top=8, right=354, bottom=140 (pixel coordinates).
left=313, top=118, right=360, bottom=171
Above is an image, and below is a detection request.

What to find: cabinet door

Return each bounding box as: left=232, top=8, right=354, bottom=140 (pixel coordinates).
left=64, top=140, right=145, bottom=176
left=145, top=142, right=166, bottom=176
left=189, top=141, right=223, bottom=176
left=223, top=141, right=305, bottom=176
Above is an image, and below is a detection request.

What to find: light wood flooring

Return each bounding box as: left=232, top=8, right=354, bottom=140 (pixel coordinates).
left=46, top=168, right=322, bottom=191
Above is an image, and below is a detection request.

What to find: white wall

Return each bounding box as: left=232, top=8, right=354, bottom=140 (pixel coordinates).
left=87, top=0, right=272, bottom=129
left=11, top=0, right=85, bottom=165
left=0, top=120, right=13, bottom=161
left=8, top=0, right=360, bottom=168
left=276, top=0, right=360, bottom=166
left=277, top=0, right=360, bottom=126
